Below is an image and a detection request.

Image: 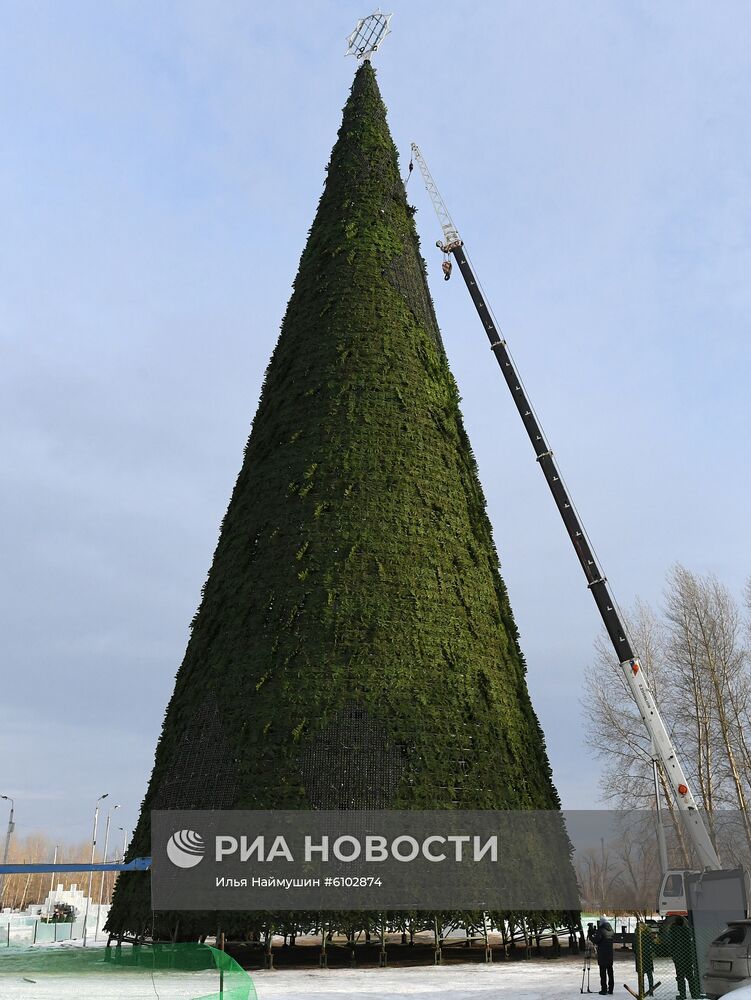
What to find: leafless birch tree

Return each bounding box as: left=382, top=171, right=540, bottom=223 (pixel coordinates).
left=582, top=565, right=751, bottom=862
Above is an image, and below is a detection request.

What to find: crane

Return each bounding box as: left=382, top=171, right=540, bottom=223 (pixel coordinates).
left=409, top=142, right=722, bottom=913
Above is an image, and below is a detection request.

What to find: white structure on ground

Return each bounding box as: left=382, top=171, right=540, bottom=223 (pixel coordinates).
left=39, top=882, right=88, bottom=916
left=39, top=883, right=109, bottom=929
left=1, top=883, right=111, bottom=947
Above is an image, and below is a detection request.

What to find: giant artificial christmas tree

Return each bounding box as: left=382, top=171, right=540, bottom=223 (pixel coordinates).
left=108, top=62, right=575, bottom=943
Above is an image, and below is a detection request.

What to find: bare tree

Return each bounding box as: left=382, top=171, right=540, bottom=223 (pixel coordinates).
left=582, top=565, right=751, bottom=862
left=0, top=833, right=111, bottom=912
left=583, top=599, right=666, bottom=808
left=664, top=566, right=751, bottom=850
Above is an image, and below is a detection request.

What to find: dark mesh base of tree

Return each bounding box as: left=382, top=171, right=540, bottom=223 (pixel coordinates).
left=107, top=61, right=577, bottom=940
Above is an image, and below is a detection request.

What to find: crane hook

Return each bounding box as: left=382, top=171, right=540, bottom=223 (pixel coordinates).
left=442, top=259, right=452, bottom=281
left=404, top=156, right=414, bottom=187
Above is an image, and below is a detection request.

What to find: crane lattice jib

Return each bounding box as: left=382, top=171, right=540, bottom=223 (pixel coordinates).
left=410, top=144, right=461, bottom=250
left=411, top=143, right=721, bottom=873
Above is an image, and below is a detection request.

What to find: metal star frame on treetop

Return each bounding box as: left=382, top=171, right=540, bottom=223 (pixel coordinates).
left=346, top=11, right=393, bottom=61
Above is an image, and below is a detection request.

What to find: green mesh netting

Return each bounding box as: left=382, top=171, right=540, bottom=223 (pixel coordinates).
left=583, top=919, right=705, bottom=1000
left=0, top=942, right=256, bottom=1000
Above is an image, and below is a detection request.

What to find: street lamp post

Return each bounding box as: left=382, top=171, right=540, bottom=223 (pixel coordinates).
left=0, top=796, right=16, bottom=908
left=82, top=793, right=108, bottom=947
left=95, top=804, right=119, bottom=940
left=46, top=844, right=59, bottom=918
left=118, top=827, right=129, bottom=863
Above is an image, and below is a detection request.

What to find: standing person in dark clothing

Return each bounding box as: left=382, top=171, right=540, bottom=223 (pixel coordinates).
left=669, top=916, right=700, bottom=999
left=590, top=917, right=615, bottom=995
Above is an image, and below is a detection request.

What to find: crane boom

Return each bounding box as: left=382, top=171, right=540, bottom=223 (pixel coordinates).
left=410, top=142, right=721, bottom=873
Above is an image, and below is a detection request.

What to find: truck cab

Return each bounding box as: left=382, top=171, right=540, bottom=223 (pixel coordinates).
left=659, top=869, right=692, bottom=917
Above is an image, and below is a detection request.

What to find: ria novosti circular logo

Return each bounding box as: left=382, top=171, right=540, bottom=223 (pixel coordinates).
left=166, top=829, right=205, bottom=868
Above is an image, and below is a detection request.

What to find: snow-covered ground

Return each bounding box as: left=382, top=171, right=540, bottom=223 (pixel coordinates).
left=0, top=967, right=222, bottom=999
left=0, top=950, right=679, bottom=1000
left=254, top=959, right=620, bottom=999
left=252, top=955, right=678, bottom=1000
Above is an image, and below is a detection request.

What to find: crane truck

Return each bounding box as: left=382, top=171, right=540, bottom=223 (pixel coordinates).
left=409, top=143, right=746, bottom=924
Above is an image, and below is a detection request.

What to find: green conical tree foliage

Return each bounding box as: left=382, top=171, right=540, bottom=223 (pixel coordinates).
left=108, top=63, right=574, bottom=941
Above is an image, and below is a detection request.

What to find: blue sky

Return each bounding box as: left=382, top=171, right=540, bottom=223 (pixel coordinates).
left=1, top=2, right=749, bottom=844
